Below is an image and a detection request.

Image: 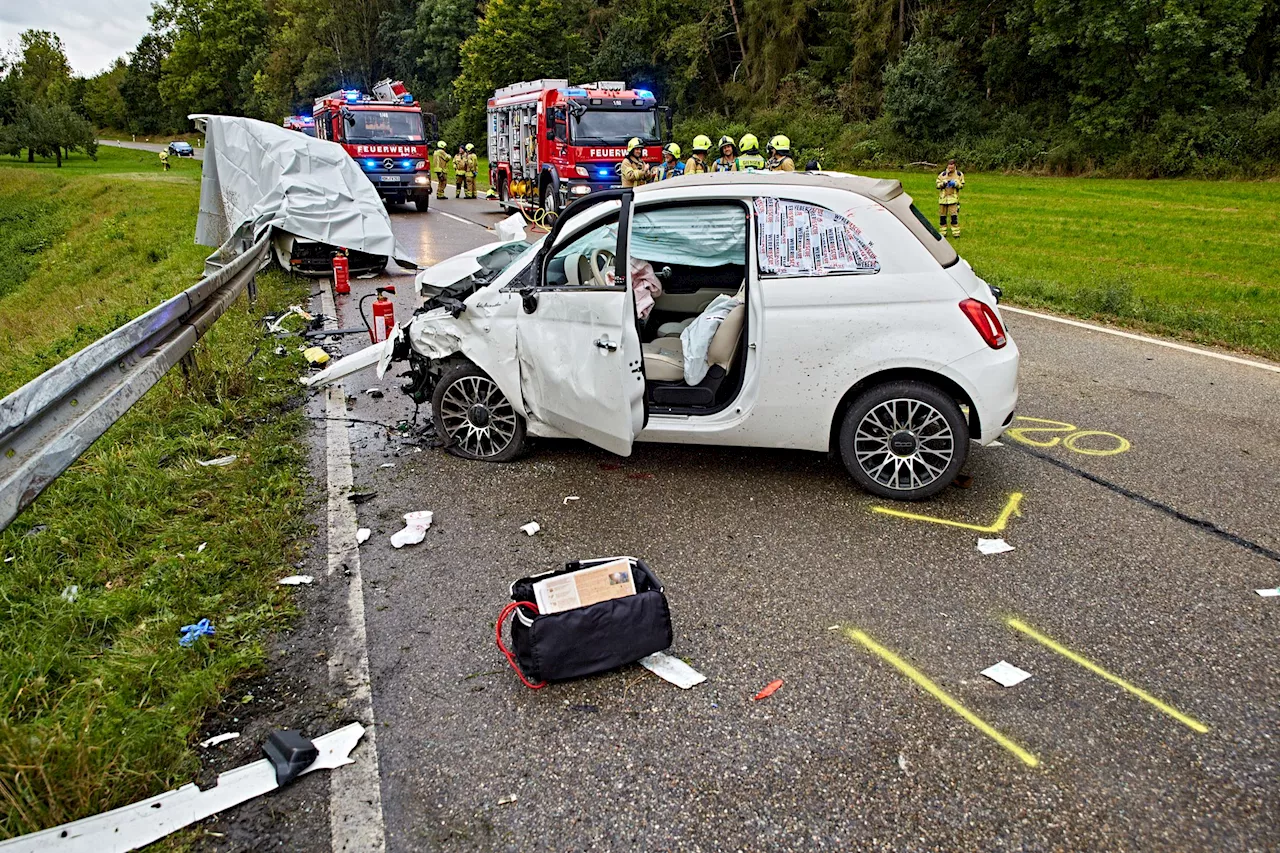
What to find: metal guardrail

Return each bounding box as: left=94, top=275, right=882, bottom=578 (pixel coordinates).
left=0, top=234, right=272, bottom=532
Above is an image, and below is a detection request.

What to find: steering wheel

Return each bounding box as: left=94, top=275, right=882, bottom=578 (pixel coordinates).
left=589, top=249, right=616, bottom=288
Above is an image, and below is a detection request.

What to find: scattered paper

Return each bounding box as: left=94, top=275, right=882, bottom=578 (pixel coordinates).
left=199, top=732, right=240, bottom=748
left=897, top=754, right=910, bottom=772
left=196, top=542, right=207, bottom=553
left=563, top=496, right=580, bottom=505
left=639, top=653, right=706, bottom=689
left=989, top=439, right=1005, bottom=447
left=981, top=660, right=1032, bottom=688
left=497, top=794, right=518, bottom=806
left=391, top=510, right=433, bottom=548
left=380, top=462, right=395, bottom=468
left=520, top=522, right=540, bottom=536
left=60, top=585, right=79, bottom=603
left=197, top=455, right=238, bottom=467
left=356, top=528, right=371, bottom=544
left=753, top=679, right=784, bottom=701
left=278, top=575, right=313, bottom=586
left=1255, top=588, right=1280, bottom=597
left=977, top=537, right=1015, bottom=555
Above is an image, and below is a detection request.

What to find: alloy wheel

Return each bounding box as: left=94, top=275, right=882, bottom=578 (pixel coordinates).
left=853, top=398, right=956, bottom=492
left=437, top=375, right=519, bottom=458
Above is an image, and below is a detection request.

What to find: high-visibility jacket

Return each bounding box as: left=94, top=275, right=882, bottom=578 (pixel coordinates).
left=712, top=155, right=738, bottom=172
left=739, top=152, right=765, bottom=171
left=432, top=149, right=452, bottom=171
left=765, top=155, right=794, bottom=172
left=463, top=153, right=478, bottom=176
left=685, top=155, right=711, bottom=175
left=620, top=156, right=650, bottom=187
left=936, top=169, right=964, bottom=204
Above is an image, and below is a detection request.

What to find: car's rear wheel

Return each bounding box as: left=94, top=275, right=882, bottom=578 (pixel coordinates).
left=839, top=381, right=968, bottom=501
left=431, top=362, right=526, bottom=462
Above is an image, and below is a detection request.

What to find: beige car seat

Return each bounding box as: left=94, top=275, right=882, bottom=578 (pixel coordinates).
left=642, top=286, right=746, bottom=383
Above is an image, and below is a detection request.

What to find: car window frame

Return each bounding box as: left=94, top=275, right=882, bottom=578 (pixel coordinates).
left=753, top=196, right=881, bottom=279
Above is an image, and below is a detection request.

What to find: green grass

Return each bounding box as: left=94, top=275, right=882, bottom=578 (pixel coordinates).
left=0, top=144, right=311, bottom=838
left=866, top=169, right=1280, bottom=359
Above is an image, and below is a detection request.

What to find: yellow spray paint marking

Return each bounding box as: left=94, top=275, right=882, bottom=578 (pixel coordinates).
left=1006, top=618, right=1208, bottom=733
left=872, top=492, right=1023, bottom=533
left=845, top=628, right=1040, bottom=768
left=1006, top=416, right=1131, bottom=457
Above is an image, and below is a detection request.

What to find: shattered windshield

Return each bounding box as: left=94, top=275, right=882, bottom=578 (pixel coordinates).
left=347, top=110, right=424, bottom=143
left=571, top=110, right=659, bottom=144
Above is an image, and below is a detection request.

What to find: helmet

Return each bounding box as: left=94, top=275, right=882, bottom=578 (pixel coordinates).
left=465, top=143, right=474, bottom=151
left=626, top=137, right=643, bottom=153
left=717, top=135, right=736, bottom=152
left=768, top=134, right=791, bottom=152
left=663, top=142, right=682, bottom=160
left=691, top=134, right=712, bottom=153
left=739, top=133, right=759, bottom=152
left=437, top=140, right=446, bottom=149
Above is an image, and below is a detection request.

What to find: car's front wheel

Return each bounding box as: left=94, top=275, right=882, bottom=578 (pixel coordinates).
left=838, top=381, right=968, bottom=501
left=415, top=192, right=431, bottom=212
left=431, top=362, right=526, bottom=462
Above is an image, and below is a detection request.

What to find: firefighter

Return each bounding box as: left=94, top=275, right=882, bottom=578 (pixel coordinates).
left=656, top=143, right=684, bottom=180
left=738, top=134, right=765, bottom=171
left=619, top=138, right=651, bottom=188
left=432, top=141, right=452, bottom=199
left=463, top=143, right=479, bottom=199
left=712, top=135, right=738, bottom=172
left=765, top=136, right=795, bottom=171
left=685, top=135, right=712, bottom=175
left=454, top=144, right=466, bottom=198
left=936, top=159, right=964, bottom=236
left=159, top=149, right=170, bottom=171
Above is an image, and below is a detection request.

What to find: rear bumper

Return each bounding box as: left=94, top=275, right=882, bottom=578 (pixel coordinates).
left=948, top=340, right=1020, bottom=444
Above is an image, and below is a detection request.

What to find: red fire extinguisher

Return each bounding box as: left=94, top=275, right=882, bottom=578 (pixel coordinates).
left=359, top=285, right=397, bottom=343
left=332, top=250, right=350, bottom=295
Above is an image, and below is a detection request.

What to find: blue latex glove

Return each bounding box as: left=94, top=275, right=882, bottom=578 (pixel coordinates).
left=179, top=618, right=216, bottom=647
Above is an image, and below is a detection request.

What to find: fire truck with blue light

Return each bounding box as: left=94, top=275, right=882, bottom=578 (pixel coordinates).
left=313, top=79, right=438, bottom=212
left=487, top=80, right=671, bottom=215
left=282, top=115, right=316, bottom=136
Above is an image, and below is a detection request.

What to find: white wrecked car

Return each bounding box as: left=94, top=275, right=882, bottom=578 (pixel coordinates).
left=313, top=172, right=1018, bottom=500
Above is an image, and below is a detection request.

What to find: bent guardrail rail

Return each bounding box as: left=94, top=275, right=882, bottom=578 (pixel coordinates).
left=0, top=234, right=272, bottom=532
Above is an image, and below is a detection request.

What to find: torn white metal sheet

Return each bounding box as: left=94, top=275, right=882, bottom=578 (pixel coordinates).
left=0, top=723, right=365, bottom=853
left=301, top=335, right=395, bottom=387
left=190, top=115, right=414, bottom=269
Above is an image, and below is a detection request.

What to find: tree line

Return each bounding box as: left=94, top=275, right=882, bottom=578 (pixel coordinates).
left=5, top=0, right=1279, bottom=175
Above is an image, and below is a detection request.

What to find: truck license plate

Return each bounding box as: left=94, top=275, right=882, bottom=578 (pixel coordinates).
left=379, top=176, right=400, bottom=183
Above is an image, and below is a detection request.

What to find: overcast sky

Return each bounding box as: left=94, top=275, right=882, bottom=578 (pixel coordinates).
left=1, top=0, right=152, bottom=77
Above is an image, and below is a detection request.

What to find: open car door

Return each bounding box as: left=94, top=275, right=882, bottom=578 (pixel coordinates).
left=515, top=199, right=645, bottom=456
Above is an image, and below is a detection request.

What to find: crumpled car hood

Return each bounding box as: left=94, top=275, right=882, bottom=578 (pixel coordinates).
left=415, top=240, right=520, bottom=296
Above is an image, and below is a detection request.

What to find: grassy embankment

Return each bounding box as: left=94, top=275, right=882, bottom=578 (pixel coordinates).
left=870, top=169, right=1280, bottom=359
left=0, top=145, right=311, bottom=838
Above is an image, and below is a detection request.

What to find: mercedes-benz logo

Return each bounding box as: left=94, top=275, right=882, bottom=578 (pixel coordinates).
left=382, top=158, right=395, bottom=170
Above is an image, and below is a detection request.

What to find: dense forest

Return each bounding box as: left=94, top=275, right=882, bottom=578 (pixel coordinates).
left=3, top=0, right=1279, bottom=175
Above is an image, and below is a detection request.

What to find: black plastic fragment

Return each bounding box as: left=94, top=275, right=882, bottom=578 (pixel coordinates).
left=262, top=730, right=318, bottom=786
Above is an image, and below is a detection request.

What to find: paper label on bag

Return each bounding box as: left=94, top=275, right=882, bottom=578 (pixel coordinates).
left=533, top=558, right=636, bottom=614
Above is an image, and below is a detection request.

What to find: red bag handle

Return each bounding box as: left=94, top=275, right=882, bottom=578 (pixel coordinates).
left=496, top=601, right=547, bottom=689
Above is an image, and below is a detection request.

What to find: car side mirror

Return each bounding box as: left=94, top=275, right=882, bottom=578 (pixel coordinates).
left=520, top=288, right=538, bottom=314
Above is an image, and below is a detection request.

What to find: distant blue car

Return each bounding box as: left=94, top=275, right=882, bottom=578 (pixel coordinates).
left=167, top=141, right=194, bottom=157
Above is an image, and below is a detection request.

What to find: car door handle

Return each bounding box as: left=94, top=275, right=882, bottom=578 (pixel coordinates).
left=594, top=338, right=618, bottom=352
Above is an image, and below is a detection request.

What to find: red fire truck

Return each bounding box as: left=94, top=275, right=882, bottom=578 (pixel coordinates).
left=313, top=79, right=438, bottom=212
left=283, top=115, right=316, bottom=136
left=487, top=79, right=670, bottom=214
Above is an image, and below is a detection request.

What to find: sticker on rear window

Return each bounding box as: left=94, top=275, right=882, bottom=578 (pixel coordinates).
left=754, top=198, right=879, bottom=277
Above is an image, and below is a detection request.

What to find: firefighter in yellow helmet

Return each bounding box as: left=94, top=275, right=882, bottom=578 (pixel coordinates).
left=685, top=135, right=712, bottom=175
left=619, top=138, right=652, bottom=188
left=765, top=135, right=795, bottom=171
left=712, top=135, right=739, bottom=172
left=936, top=159, right=964, bottom=236
left=463, top=143, right=479, bottom=199
left=453, top=144, right=466, bottom=197
left=432, top=140, right=452, bottom=199
left=738, top=134, right=765, bottom=171
left=656, top=143, right=685, bottom=180
left=159, top=148, right=170, bottom=171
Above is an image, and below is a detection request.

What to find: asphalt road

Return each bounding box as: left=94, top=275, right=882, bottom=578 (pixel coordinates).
left=98, top=138, right=205, bottom=160
left=259, top=197, right=1279, bottom=851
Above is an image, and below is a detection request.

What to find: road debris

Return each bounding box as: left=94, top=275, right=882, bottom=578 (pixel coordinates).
left=303, top=346, right=331, bottom=365
left=278, top=575, right=314, bottom=586
left=364, top=388, right=384, bottom=398
left=356, top=527, right=372, bottom=544
left=380, top=462, right=395, bottom=468
left=3, top=556, right=12, bottom=563
left=977, top=537, right=1015, bottom=555
left=563, top=495, right=580, bottom=505
left=347, top=492, right=377, bottom=504
left=897, top=754, right=910, bottom=772
left=639, top=652, right=707, bottom=689
left=0, top=724, right=366, bottom=853
left=497, top=794, right=518, bottom=806
left=196, top=542, right=207, bottom=553
left=199, top=732, right=241, bottom=748
left=753, top=679, right=784, bottom=701
left=981, top=660, right=1032, bottom=687
left=60, top=585, right=79, bottom=603
left=1255, top=588, right=1280, bottom=597
left=953, top=473, right=974, bottom=489
left=197, top=455, right=238, bottom=467
left=391, top=510, right=433, bottom=548
left=179, top=618, right=215, bottom=648
left=520, top=522, right=540, bottom=536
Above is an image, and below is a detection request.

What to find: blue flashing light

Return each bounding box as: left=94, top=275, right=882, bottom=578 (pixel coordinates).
left=566, top=88, right=587, bottom=97
left=634, top=89, right=653, bottom=98
left=597, top=169, right=611, bottom=178
left=403, top=94, right=413, bottom=104
left=365, top=160, right=377, bottom=169
left=345, top=90, right=361, bottom=103
left=401, top=160, right=413, bottom=169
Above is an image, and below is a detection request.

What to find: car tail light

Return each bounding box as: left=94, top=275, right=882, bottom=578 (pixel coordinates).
left=959, top=298, right=1007, bottom=349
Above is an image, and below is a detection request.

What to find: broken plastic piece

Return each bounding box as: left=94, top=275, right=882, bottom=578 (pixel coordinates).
left=1255, top=588, right=1280, bottom=597
left=60, top=585, right=79, bottom=603
left=303, top=346, right=331, bottom=365
left=563, top=495, right=580, bottom=505
left=278, top=575, right=313, bottom=586
left=262, top=730, right=319, bottom=786
left=520, top=522, right=540, bottom=536
left=199, top=732, right=240, bottom=748
left=977, top=537, right=1015, bottom=555
left=179, top=618, right=215, bottom=648
left=379, top=462, right=395, bottom=468
left=639, top=653, right=706, bottom=689
left=753, top=679, right=784, bottom=701
left=196, top=542, right=207, bottom=553
left=497, top=794, right=519, bottom=806
left=197, top=455, right=238, bottom=467
left=391, top=510, right=433, bottom=548
left=981, top=660, right=1032, bottom=687
left=356, top=528, right=372, bottom=544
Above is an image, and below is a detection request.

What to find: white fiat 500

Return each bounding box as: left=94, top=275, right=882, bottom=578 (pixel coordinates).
left=323, top=171, right=1018, bottom=500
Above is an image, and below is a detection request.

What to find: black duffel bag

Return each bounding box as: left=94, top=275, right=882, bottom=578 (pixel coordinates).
left=497, top=557, right=672, bottom=688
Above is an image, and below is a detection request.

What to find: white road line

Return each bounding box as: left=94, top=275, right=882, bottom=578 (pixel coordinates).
left=1002, top=305, right=1280, bottom=374
left=435, top=209, right=494, bottom=232
left=319, top=285, right=387, bottom=853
